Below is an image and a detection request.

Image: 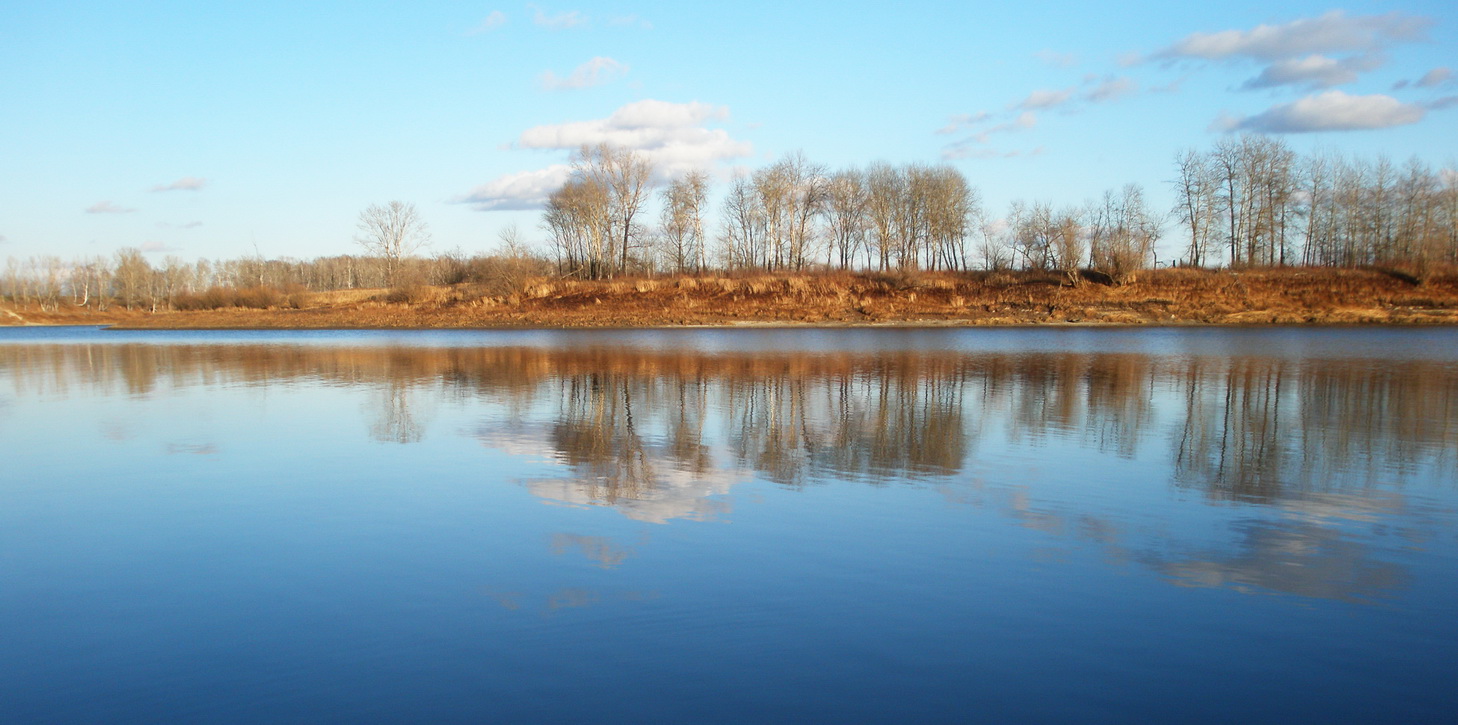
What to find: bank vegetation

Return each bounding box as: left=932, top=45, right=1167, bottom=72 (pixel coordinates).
left=4, top=136, right=1458, bottom=328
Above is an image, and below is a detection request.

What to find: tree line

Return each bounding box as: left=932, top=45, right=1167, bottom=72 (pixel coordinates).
left=544, top=139, right=1458, bottom=282
left=4, top=137, right=1458, bottom=310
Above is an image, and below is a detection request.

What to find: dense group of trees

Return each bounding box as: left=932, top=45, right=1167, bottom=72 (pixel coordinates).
left=4, top=137, right=1458, bottom=310
left=1174, top=137, right=1458, bottom=274
left=543, top=138, right=1457, bottom=282
left=0, top=247, right=544, bottom=311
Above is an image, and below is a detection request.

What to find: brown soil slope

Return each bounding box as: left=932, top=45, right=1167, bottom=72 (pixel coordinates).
left=8, top=267, right=1458, bottom=329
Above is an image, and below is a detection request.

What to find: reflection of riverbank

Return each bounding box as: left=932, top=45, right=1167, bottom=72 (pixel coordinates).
left=5, top=342, right=1455, bottom=507
left=5, top=336, right=1454, bottom=606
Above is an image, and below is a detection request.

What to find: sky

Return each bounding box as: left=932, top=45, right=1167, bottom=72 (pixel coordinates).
left=2, top=1, right=1455, bottom=263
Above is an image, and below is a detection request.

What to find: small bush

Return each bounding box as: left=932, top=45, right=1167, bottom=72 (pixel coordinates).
left=173, top=285, right=288, bottom=310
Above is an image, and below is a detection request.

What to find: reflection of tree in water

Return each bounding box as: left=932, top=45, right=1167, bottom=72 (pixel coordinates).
left=814, top=364, right=969, bottom=482
left=1170, top=358, right=1458, bottom=503
left=369, top=381, right=423, bottom=444
left=1000, top=353, right=1152, bottom=458
left=7, top=342, right=1457, bottom=505
left=11, top=339, right=1457, bottom=602
left=1173, top=358, right=1294, bottom=502
left=551, top=372, right=655, bottom=502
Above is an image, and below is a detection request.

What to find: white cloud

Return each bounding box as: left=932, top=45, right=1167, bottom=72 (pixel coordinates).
left=86, top=201, right=135, bottom=214
left=459, top=100, right=753, bottom=211
left=455, top=164, right=572, bottom=211
left=1155, top=11, right=1431, bottom=63
left=0, top=234, right=8, bottom=243
left=1417, top=67, right=1454, bottom=88
left=140, top=241, right=179, bottom=253
left=941, top=112, right=1037, bottom=158
left=467, top=11, right=507, bottom=35
left=1017, top=87, right=1074, bottom=110
left=936, top=111, right=991, bottom=135
left=517, top=99, right=750, bottom=176
left=530, top=4, right=586, bottom=30
left=540, top=57, right=629, bottom=90
left=1086, top=76, right=1137, bottom=103
left=149, top=176, right=207, bottom=192
left=1234, top=90, right=1425, bottom=133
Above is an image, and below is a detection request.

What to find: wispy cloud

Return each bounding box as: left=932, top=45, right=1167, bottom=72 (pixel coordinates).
left=1016, top=87, right=1075, bottom=111
left=466, top=10, right=507, bottom=35
left=540, top=57, right=629, bottom=90
left=1231, top=90, right=1426, bottom=133
left=1085, top=76, right=1137, bottom=103
left=86, top=201, right=135, bottom=214
left=149, top=176, right=207, bottom=192
left=1426, top=96, right=1458, bottom=111
left=1240, top=54, right=1382, bottom=90
left=1417, top=67, right=1454, bottom=88
left=530, top=4, right=586, bottom=30
left=936, top=111, right=991, bottom=135
left=140, top=241, right=180, bottom=253
left=940, top=112, right=1038, bottom=160
left=1152, top=11, right=1431, bottom=63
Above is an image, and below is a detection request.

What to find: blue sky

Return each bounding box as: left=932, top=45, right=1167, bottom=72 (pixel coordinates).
left=2, top=1, right=1455, bottom=262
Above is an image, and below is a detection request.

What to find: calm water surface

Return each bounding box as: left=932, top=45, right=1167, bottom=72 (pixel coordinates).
left=2, top=327, right=1456, bottom=722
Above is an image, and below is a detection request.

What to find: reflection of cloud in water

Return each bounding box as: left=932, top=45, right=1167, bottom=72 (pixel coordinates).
left=524, top=465, right=739, bottom=524
left=1158, top=522, right=1407, bottom=603
left=550, top=532, right=641, bottom=569
left=479, top=424, right=744, bottom=524
left=973, top=484, right=1419, bottom=603
left=1152, top=493, right=1417, bottom=603
left=7, top=340, right=1455, bottom=601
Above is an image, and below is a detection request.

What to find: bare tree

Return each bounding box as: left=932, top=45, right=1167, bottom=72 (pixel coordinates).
left=660, top=170, right=710, bottom=273
left=1088, top=184, right=1159, bottom=283
left=355, top=201, right=431, bottom=286
left=573, top=143, right=655, bottom=276
left=113, top=247, right=153, bottom=310
left=824, top=168, right=868, bottom=269
left=544, top=179, right=611, bottom=279
left=865, top=162, right=902, bottom=271
left=1173, top=148, right=1218, bottom=267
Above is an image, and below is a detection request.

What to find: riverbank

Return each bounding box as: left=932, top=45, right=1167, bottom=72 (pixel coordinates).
left=5, top=267, right=1458, bottom=329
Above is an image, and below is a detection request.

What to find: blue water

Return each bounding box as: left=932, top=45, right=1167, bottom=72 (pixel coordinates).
left=2, top=327, right=1456, bottom=722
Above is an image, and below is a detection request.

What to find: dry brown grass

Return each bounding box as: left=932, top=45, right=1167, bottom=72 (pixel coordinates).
left=70, top=266, right=1458, bottom=330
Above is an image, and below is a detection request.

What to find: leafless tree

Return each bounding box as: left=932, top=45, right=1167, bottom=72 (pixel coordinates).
left=573, top=143, right=655, bottom=276
left=1088, top=185, right=1159, bottom=283
left=660, top=170, right=710, bottom=273
left=356, top=200, right=431, bottom=286
left=824, top=168, right=868, bottom=269
left=1173, top=149, right=1218, bottom=267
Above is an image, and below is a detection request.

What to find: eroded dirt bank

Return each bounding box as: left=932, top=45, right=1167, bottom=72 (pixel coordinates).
left=7, top=267, right=1458, bottom=329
